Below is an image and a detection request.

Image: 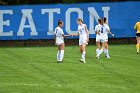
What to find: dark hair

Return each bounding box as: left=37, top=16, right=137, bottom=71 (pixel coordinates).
left=98, top=19, right=101, bottom=24
left=77, top=18, right=83, bottom=23
left=101, top=18, right=104, bottom=25
left=103, top=17, right=107, bottom=23
left=58, top=19, right=63, bottom=26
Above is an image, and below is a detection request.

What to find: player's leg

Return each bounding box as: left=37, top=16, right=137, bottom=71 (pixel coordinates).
left=96, top=41, right=105, bottom=59
left=59, top=42, right=65, bottom=62
left=96, top=42, right=100, bottom=55
left=136, top=36, right=140, bottom=54
left=79, top=45, right=83, bottom=54
left=104, top=42, right=108, bottom=57
left=104, top=42, right=110, bottom=58
left=81, top=43, right=87, bottom=63
left=138, top=37, right=140, bottom=54
left=57, top=45, right=61, bottom=62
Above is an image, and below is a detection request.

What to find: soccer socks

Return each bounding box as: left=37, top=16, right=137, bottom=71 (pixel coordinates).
left=97, top=49, right=104, bottom=57
left=81, top=51, right=86, bottom=63
left=57, top=51, right=61, bottom=61
left=136, top=44, right=139, bottom=53
left=104, top=49, right=107, bottom=56
left=105, top=49, right=110, bottom=57
left=60, top=50, right=64, bottom=61
left=96, top=49, right=100, bottom=55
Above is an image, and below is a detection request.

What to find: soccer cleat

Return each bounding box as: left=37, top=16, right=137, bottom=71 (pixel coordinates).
left=137, top=52, right=139, bottom=54
left=107, top=56, right=110, bottom=59
left=83, top=61, right=86, bottom=63
left=79, top=59, right=83, bottom=62
left=96, top=55, right=99, bottom=59
left=57, top=61, right=63, bottom=63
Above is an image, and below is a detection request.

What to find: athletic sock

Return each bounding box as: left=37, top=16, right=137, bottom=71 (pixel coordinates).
left=96, top=49, right=100, bottom=55
left=57, top=51, right=61, bottom=61
left=60, top=50, right=64, bottom=61
left=136, top=44, right=139, bottom=53
left=82, top=51, right=86, bottom=63
left=97, top=49, right=104, bottom=57
left=106, top=49, right=109, bottom=57
left=104, top=49, right=107, bottom=56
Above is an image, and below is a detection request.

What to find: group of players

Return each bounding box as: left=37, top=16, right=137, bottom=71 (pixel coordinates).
left=54, top=17, right=115, bottom=63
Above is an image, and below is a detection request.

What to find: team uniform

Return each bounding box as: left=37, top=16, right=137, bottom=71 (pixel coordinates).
left=134, top=22, right=140, bottom=54
left=78, top=24, right=88, bottom=45
left=55, top=27, right=64, bottom=46
left=95, top=24, right=101, bottom=42
left=98, top=24, right=109, bottom=43
left=96, top=24, right=110, bottom=58
left=95, top=24, right=101, bottom=55
left=134, top=22, right=140, bottom=37
left=78, top=24, right=88, bottom=63
left=54, top=26, right=64, bottom=62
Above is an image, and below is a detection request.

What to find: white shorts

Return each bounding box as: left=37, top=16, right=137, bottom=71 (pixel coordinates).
left=56, top=40, right=64, bottom=46
left=100, top=38, right=108, bottom=43
left=79, top=38, right=88, bottom=46
left=100, top=35, right=108, bottom=43
left=96, top=37, right=101, bottom=42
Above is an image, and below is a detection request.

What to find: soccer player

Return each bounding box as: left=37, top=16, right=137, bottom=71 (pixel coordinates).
left=134, top=19, right=140, bottom=54
left=72, top=18, right=89, bottom=63
left=96, top=18, right=114, bottom=59
left=95, top=19, right=102, bottom=55
left=103, top=17, right=113, bottom=58
left=54, top=20, right=71, bottom=63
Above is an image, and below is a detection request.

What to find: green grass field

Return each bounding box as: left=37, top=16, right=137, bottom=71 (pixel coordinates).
left=0, top=45, right=139, bottom=93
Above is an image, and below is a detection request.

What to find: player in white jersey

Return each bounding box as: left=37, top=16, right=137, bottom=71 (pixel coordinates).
left=103, top=17, right=114, bottom=58
left=96, top=18, right=114, bottom=59
left=54, top=20, right=71, bottom=63
left=95, top=19, right=102, bottom=55
left=72, top=18, right=89, bottom=63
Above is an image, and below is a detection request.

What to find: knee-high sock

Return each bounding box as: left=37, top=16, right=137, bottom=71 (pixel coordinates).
left=104, top=49, right=107, bottom=56
left=136, top=44, right=139, bottom=52
left=57, top=51, right=61, bottom=61
left=105, top=49, right=109, bottom=57
left=81, top=51, right=86, bottom=62
left=97, top=49, right=104, bottom=57
left=96, top=49, right=100, bottom=55
left=60, top=50, right=64, bottom=61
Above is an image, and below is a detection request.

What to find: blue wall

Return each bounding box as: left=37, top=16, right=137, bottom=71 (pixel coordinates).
left=0, top=1, right=139, bottom=40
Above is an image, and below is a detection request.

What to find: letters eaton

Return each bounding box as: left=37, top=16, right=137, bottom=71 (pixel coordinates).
left=0, top=7, right=110, bottom=37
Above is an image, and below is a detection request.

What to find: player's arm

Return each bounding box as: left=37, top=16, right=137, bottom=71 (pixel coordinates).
left=71, top=31, right=79, bottom=36
left=97, top=30, right=100, bottom=35
left=64, top=34, right=72, bottom=37
left=107, top=30, right=114, bottom=36
left=95, top=26, right=98, bottom=34
left=54, top=34, right=57, bottom=45
left=84, top=25, right=89, bottom=42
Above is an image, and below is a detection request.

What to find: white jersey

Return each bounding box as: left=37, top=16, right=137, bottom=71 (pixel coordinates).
left=104, top=24, right=110, bottom=31
left=78, top=24, right=88, bottom=39
left=98, top=24, right=108, bottom=39
left=78, top=24, right=88, bottom=45
left=95, top=24, right=101, bottom=42
left=54, top=27, right=64, bottom=44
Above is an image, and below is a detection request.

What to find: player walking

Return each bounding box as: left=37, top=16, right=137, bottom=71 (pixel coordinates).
left=96, top=18, right=114, bottom=59
left=134, top=19, right=140, bottom=54
left=72, top=18, right=89, bottom=63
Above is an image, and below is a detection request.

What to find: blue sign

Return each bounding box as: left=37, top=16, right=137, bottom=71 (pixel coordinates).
left=0, top=1, right=139, bottom=40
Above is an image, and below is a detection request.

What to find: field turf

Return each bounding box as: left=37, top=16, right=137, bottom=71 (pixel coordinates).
left=0, top=45, right=139, bottom=93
